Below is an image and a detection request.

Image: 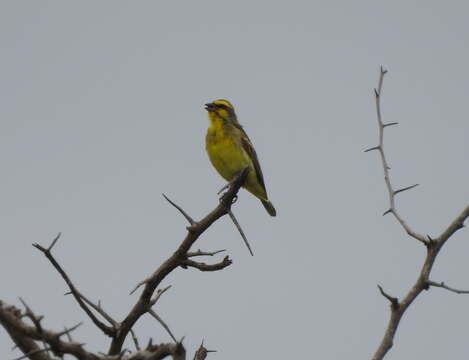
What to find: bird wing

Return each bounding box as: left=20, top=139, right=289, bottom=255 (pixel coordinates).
left=234, top=123, right=267, bottom=192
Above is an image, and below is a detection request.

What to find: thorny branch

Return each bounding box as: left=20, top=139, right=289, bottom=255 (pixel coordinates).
left=32, top=234, right=116, bottom=337
left=365, top=67, right=427, bottom=245
left=109, top=168, right=248, bottom=355
left=0, top=300, right=189, bottom=360
left=368, top=67, right=469, bottom=360
left=0, top=301, right=92, bottom=360
left=2, top=169, right=248, bottom=360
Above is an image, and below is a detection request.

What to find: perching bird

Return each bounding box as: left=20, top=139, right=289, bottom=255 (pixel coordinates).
left=205, top=99, right=276, bottom=216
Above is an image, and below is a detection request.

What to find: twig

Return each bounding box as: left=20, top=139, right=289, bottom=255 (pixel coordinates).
left=366, top=66, right=428, bottom=245
left=377, top=285, right=398, bottom=308
left=65, top=291, right=117, bottom=327
left=182, top=256, right=233, bottom=272
left=187, top=249, right=226, bottom=257
left=427, top=280, right=469, bottom=294
left=437, top=204, right=469, bottom=246
left=32, top=235, right=115, bottom=337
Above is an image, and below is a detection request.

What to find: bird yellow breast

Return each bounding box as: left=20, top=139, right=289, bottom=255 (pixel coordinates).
left=205, top=116, right=252, bottom=182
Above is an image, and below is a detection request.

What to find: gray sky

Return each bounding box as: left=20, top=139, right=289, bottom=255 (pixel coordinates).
left=1, top=1, right=469, bottom=359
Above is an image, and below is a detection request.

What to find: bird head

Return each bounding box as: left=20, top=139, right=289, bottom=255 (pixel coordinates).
left=205, top=99, right=236, bottom=122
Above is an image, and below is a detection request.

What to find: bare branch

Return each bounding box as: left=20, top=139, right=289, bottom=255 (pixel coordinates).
left=427, top=280, right=469, bottom=295
left=369, top=68, right=469, bottom=360
left=2, top=308, right=51, bottom=360
left=109, top=168, right=249, bottom=355
left=32, top=236, right=115, bottom=337
left=0, top=301, right=96, bottom=360
left=187, top=249, right=226, bottom=258
left=182, top=256, right=233, bottom=272
left=437, top=204, right=469, bottom=245
left=367, top=66, right=428, bottom=245
left=4, top=169, right=251, bottom=359
left=66, top=291, right=118, bottom=328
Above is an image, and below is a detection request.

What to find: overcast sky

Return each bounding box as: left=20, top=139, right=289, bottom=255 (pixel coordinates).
left=2, top=1, right=469, bottom=359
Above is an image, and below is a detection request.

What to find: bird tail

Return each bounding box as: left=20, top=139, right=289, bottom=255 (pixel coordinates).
left=261, top=199, right=277, bottom=217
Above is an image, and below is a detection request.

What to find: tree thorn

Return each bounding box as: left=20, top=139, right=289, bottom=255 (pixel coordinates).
left=228, top=210, right=253, bottom=256
left=162, top=194, right=195, bottom=225
left=48, top=232, right=62, bottom=251
left=383, top=209, right=392, bottom=216
left=394, top=184, right=419, bottom=196
left=364, top=145, right=380, bottom=153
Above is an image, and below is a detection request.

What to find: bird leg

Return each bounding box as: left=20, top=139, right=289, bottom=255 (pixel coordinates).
left=217, top=169, right=247, bottom=196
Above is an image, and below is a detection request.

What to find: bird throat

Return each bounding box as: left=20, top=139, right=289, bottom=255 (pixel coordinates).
left=207, top=113, right=227, bottom=139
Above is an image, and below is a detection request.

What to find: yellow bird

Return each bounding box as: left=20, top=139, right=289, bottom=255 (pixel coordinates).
left=205, top=99, right=276, bottom=216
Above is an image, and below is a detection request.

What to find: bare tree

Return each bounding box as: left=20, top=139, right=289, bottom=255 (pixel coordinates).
left=3, top=69, right=468, bottom=360
left=0, top=169, right=249, bottom=360
left=366, top=67, right=469, bottom=360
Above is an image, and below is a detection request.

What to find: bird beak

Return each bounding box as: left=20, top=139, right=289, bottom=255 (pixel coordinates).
left=205, top=103, right=215, bottom=111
